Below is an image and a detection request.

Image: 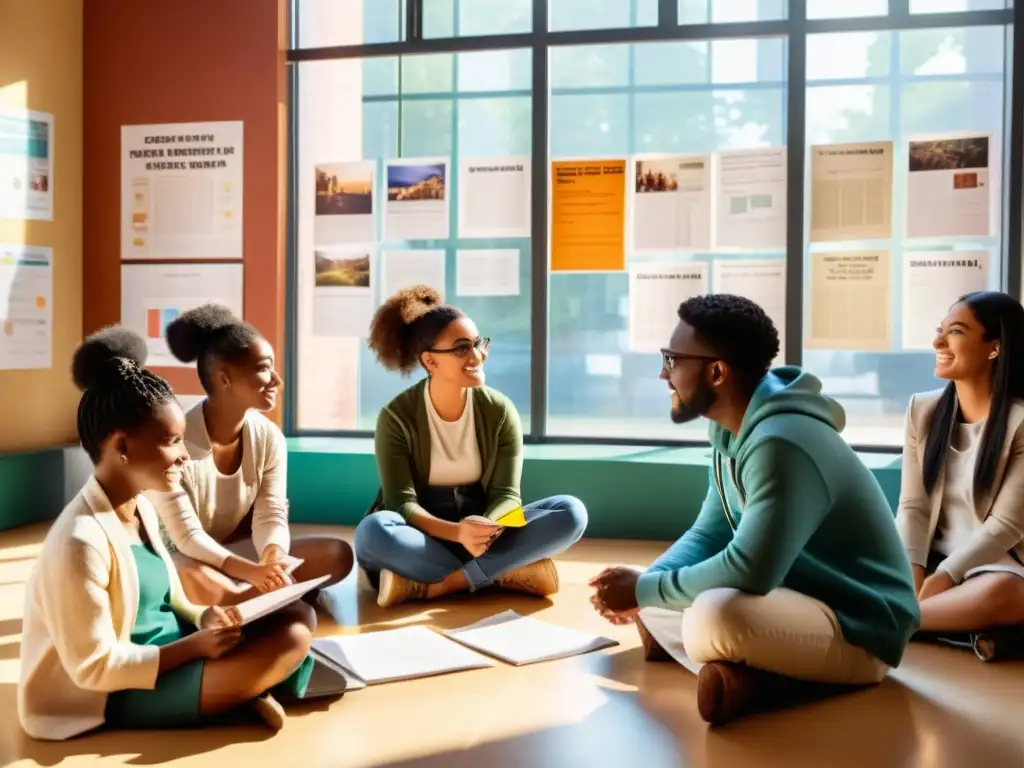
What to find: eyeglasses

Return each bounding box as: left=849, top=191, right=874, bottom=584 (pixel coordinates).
left=660, top=349, right=719, bottom=372
left=429, top=337, right=491, bottom=358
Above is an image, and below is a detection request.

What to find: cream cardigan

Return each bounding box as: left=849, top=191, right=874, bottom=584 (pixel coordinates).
left=19, top=476, right=204, bottom=741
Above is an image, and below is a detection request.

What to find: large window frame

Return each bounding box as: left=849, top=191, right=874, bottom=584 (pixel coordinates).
left=285, top=0, right=1024, bottom=451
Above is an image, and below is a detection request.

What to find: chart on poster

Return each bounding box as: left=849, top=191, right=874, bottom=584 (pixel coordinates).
left=0, top=243, right=52, bottom=370
left=715, top=147, right=787, bottom=250
left=810, top=141, right=893, bottom=243
left=0, top=109, right=53, bottom=221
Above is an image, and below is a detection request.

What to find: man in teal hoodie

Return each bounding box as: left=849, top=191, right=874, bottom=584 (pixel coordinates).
left=590, top=294, right=919, bottom=725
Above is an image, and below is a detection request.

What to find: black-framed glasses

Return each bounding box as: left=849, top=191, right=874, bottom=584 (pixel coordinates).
left=429, top=337, right=491, bottom=358
left=660, top=349, right=719, bottom=372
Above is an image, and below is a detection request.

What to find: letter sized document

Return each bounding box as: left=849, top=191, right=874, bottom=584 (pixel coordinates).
left=312, top=626, right=494, bottom=686
left=235, top=575, right=330, bottom=626
left=443, top=610, right=619, bottom=666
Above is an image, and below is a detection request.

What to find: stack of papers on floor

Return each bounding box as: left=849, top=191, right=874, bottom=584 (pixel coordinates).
left=443, top=610, right=619, bottom=666
left=311, top=625, right=494, bottom=687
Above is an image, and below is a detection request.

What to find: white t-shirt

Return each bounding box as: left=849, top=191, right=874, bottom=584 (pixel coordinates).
left=425, top=383, right=482, bottom=487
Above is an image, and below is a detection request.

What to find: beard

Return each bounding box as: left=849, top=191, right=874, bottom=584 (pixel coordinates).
left=670, top=381, right=716, bottom=424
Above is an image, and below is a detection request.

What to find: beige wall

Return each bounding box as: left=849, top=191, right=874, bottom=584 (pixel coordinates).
left=0, top=0, right=83, bottom=452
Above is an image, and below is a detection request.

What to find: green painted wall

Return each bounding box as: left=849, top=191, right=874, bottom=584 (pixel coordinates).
left=0, top=440, right=904, bottom=539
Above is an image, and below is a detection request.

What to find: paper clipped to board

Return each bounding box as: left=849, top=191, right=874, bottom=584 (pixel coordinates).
left=443, top=610, right=619, bottom=666
left=235, top=574, right=330, bottom=626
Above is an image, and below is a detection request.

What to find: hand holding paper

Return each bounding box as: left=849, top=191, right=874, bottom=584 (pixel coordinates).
left=235, top=575, right=330, bottom=626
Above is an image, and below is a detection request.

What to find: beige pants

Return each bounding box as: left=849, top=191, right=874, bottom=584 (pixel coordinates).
left=679, top=588, right=889, bottom=685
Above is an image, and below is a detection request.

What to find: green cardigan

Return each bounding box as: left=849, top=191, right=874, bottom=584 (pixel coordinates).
left=367, top=378, right=524, bottom=522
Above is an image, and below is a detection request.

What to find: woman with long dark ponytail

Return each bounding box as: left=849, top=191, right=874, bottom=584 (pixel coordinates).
left=897, top=291, right=1024, bottom=656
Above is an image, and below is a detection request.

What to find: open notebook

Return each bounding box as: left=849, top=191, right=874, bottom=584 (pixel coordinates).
left=443, top=610, right=618, bottom=666
left=311, top=626, right=494, bottom=687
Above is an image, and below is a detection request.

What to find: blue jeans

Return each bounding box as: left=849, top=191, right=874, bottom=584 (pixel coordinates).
left=354, top=495, right=588, bottom=591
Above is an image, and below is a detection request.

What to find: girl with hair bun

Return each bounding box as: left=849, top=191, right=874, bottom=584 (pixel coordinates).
left=19, top=328, right=316, bottom=740
left=152, top=304, right=352, bottom=606
left=354, top=286, right=588, bottom=608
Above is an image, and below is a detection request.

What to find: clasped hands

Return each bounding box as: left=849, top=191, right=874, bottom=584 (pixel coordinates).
left=589, top=566, right=641, bottom=625
left=239, top=544, right=294, bottom=594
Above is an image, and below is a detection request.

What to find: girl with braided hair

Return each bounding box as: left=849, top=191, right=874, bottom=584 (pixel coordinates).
left=150, top=304, right=352, bottom=606
left=18, top=328, right=316, bottom=740
left=354, top=286, right=588, bottom=608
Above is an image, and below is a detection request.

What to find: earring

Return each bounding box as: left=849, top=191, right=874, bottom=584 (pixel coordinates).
left=120, top=453, right=129, bottom=464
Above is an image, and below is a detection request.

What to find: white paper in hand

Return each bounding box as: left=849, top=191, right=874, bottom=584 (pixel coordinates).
left=444, top=610, right=618, bottom=666
left=235, top=575, right=330, bottom=626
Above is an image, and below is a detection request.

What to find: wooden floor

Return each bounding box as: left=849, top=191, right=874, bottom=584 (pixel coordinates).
left=1, top=525, right=1023, bottom=768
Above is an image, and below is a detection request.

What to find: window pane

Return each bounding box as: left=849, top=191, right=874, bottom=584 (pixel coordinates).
left=807, top=0, right=888, bottom=18
left=910, top=0, right=1006, bottom=11
left=401, top=54, right=454, bottom=94
left=297, top=0, right=404, bottom=48
left=803, top=27, right=1004, bottom=448
left=679, top=0, right=786, bottom=24
left=550, top=0, right=658, bottom=31
left=807, top=32, right=890, bottom=81
left=425, top=0, right=533, bottom=38
left=548, top=39, right=787, bottom=441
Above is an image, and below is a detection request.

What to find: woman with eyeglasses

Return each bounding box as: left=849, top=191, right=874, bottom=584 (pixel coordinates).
left=354, top=285, right=588, bottom=608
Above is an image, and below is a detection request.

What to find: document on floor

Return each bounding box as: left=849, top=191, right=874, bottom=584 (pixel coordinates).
left=636, top=607, right=701, bottom=675
left=443, top=610, right=619, bottom=666
left=312, top=626, right=494, bottom=686
left=235, top=575, right=330, bottom=626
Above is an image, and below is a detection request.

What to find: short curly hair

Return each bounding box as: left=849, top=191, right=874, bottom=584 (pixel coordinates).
left=165, top=304, right=260, bottom=392
left=677, top=294, right=780, bottom=391
left=368, top=286, right=465, bottom=375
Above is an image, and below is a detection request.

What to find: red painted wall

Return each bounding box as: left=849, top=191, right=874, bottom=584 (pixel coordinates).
left=83, top=0, right=288, bottom=420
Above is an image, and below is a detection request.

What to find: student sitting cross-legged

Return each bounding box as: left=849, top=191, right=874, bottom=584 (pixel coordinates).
left=18, top=328, right=316, bottom=740
left=354, top=286, right=588, bottom=608
left=149, top=305, right=353, bottom=606
left=897, top=291, right=1024, bottom=660
left=588, top=295, right=919, bottom=726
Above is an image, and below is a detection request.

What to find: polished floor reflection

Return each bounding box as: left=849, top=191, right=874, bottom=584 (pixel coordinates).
left=0, top=524, right=1021, bottom=768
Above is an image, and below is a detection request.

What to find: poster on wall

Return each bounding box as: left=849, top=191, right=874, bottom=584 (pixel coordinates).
left=902, top=251, right=989, bottom=350
left=381, top=250, right=445, bottom=300
left=120, top=262, right=244, bottom=367
left=314, top=160, right=376, bottom=244
left=313, top=245, right=375, bottom=338
left=712, top=259, right=786, bottom=364
left=906, top=133, right=992, bottom=239
left=383, top=158, right=450, bottom=241
left=458, top=157, right=531, bottom=239
left=806, top=250, right=891, bottom=351
left=456, top=249, right=520, bottom=297
left=0, top=243, right=52, bottom=370
left=714, top=147, right=787, bottom=250
left=0, top=109, right=53, bottom=221
left=809, top=141, right=893, bottom=243
left=297, top=335, right=360, bottom=430
left=628, top=263, right=709, bottom=353
left=551, top=159, right=626, bottom=272
left=121, top=121, right=244, bottom=260
left=631, top=154, right=711, bottom=252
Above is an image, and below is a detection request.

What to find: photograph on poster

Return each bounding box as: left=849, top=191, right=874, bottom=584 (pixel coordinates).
left=314, top=161, right=375, bottom=244
left=382, top=250, right=445, bottom=300
left=810, top=141, right=893, bottom=243
left=0, top=109, right=53, bottom=221
left=632, top=155, right=711, bottom=252
left=297, top=335, right=360, bottom=431
left=120, top=263, right=245, bottom=367
left=712, top=259, right=786, bottom=363
left=456, top=249, right=520, bottom=297
left=0, top=243, right=52, bottom=370
left=121, top=121, right=244, bottom=260
left=715, top=148, right=787, bottom=250
left=458, top=158, right=530, bottom=239
left=314, top=247, right=375, bottom=337
left=906, top=134, right=991, bottom=239
left=901, top=251, right=989, bottom=350
left=384, top=160, right=449, bottom=241
left=806, top=250, right=891, bottom=352
left=628, top=263, right=709, bottom=353
left=551, top=159, right=627, bottom=272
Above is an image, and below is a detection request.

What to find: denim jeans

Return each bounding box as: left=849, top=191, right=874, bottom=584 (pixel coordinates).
left=353, top=495, right=588, bottom=591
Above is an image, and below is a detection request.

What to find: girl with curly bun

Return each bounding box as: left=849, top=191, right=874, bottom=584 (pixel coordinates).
left=19, top=328, right=316, bottom=740
left=151, top=304, right=353, bottom=606
left=354, top=286, right=588, bottom=608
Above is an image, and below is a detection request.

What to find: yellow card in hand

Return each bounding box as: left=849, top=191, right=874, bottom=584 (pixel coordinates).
left=493, top=506, right=528, bottom=528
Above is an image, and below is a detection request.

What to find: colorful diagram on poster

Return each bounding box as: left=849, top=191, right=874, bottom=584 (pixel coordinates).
left=551, top=159, right=626, bottom=272
left=0, top=109, right=53, bottom=221
left=0, top=243, right=52, bottom=370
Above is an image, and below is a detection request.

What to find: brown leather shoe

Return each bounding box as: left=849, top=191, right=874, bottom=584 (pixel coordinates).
left=497, top=558, right=559, bottom=597
left=377, top=569, right=429, bottom=608
left=635, top=615, right=672, bottom=662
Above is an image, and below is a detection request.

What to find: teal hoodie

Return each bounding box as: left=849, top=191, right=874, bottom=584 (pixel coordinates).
left=635, top=367, right=920, bottom=668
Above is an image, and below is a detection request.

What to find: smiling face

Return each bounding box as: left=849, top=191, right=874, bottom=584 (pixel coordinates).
left=110, top=399, right=189, bottom=493
left=215, top=337, right=282, bottom=412
left=659, top=320, right=721, bottom=424
left=421, top=316, right=490, bottom=389
left=933, top=301, right=999, bottom=382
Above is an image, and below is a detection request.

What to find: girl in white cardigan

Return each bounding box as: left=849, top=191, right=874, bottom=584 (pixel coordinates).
left=19, top=328, right=316, bottom=740
left=153, top=305, right=353, bottom=606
